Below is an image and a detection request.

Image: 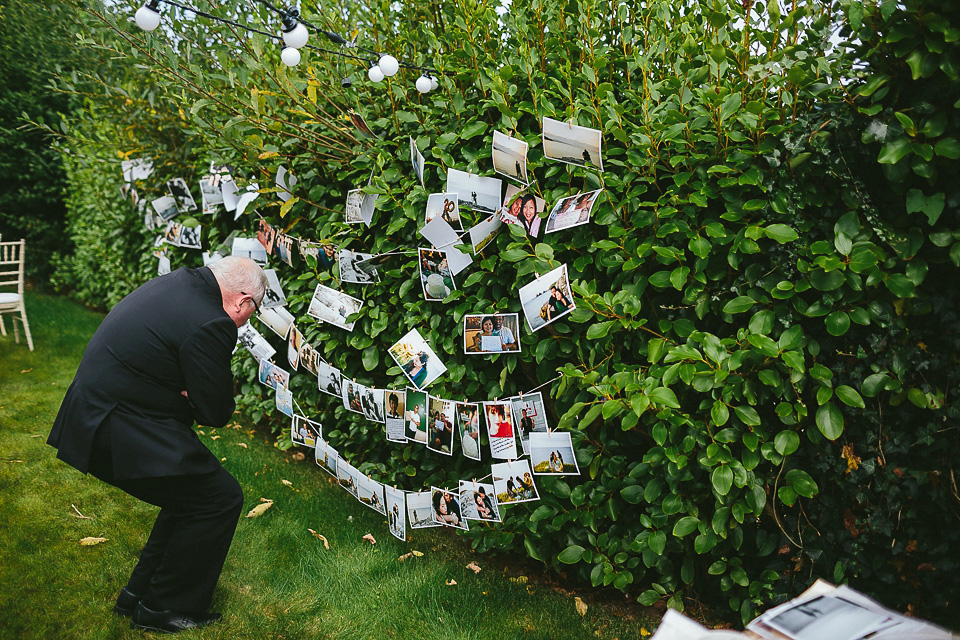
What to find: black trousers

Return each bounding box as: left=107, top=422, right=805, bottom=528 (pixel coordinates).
left=89, top=421, right=243, bottom=612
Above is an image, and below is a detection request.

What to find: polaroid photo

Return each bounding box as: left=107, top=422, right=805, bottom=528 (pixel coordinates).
left=341, top=380, right=366, bottom=414
left=121, top=157, right=154, bottom=182
left=151, top=195, right=179, bottom=221
left=298, top=340, right=320, bottom=377
left=405, top=389, right=428, bottom=444
left=202, top=251, right=224, bottom=267
left=221, top=179, right=239, bottom=212
left=419, top=247, right=456, bottom=301
left=307, top=283, right=363, bottom=331
left=235, top=183, right=260, bottom=219
left=157, top=254, right=171, bottom=276
left=345, top=189, right=378, bottom=226
left=358, top=475, right=387, bottom=515
left=361, top=387, right=385, bottom=424
left=199, top=175, right=224, bottom=208
left=456, top=402, right=481, bottom=461
left=483, top=401, right=518, bottom=459
left=237, top=322, right=276, bottom=362
left=258, top=360, right=290, bottom=391
left=545, top=189, right=602, bottom=234
left=256, top=218, right=276, bottom=255
left=384, top=390, right=407, bottom=443
left=262, top=269, right=287, bottom=309
left=425, top=193, right=463, bottom=231
left=231, top=237, right=268, bottom=264
left=163, top=221, right=183, bottom=247
left=542, top=116, right=604, bottom=171
left=316, top=360, right=343, bottom=397
left=291, top=414, right=321, bottom=448
left=167, top=177, right=197, bottom=213
left=468, top=213, right=503, bottom=254
left=178, top=225, right=202, bottom=250
left=463, top=313, right=521, bottom=355
left=348, top=110, right=378, bottom=139
left=446, top=168, right=502, bottom=215
left=763, top=594, right=899, bottom=640
left=410, top=137, right=425, bottom=188
left=430, top=486, right=468, bottom=530
left=426, top=396, right=456, bottom=456
left=418, top=217, right=473, bottom=276
left=388, top=329, right=447, bottom=390
left=287, top=325, right=302, bottom=370
left=336, top=457, right=361, bottom=500
left=519, top=264, right=575, bottom=332
left=407, top=491, right=441, bottom=529
left=314, top=439, right=338, bottom=477
left=338, top=249, right=380, bottom=284
left=511, top=391, right=549, bottom=455
left=143, top=210, right=161, bottom=231
left=530, top=432, right=579, bottom=475
left=459, top=481, right=501, bottom=523
left=385, top=486, right=407, bottom=541
left=502, top=189, right=546, bottom=239
left=301, top=242, right=338, bottom=271
left=492, top=131, right=530, bottom=185
left=274, top=233, right=295, bottom=267
left=257, top=305, right=295, bottom=339
left=275, top=165, right=297, bottom=202
left=492, top=459, right=540, bottom=505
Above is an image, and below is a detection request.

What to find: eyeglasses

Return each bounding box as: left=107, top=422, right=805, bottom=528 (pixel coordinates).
left=242, top=291, right=260, bottom=312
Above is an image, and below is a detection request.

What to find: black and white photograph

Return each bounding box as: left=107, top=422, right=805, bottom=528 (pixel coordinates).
left=157, top=254, right=171, bottom=276
left=425, top=192, right=462, bottom=230
left=307, top=283, right=363, bottom=331
left=426, top=396, right=456, bottom=456
left=530, top=432, right=579, bottom=476
left=492, top=131, right=530, bottom=185
left=257, top=305, right=295, bottom=339
left=407, top=491, right=441, bottom=529
left=388, top=329, right=447, bottom=390
left=456, top=402, right=481, bottom=461
left=385, top=390, right=407, bottom=443
left=298, top=340, right=320, bottom=377
left=276, top=384, right=293, bottom=416
left=459, top=481, right=501, bottom=522
left=500, top=189, right=546, bottom=239
left=358, top=475, right=386, bottom=515
left=178, top=224, right=202, bottom=250
left=341, top=380, right=366, bottom=414
left=291, top=414, right=321, bottom=448
left=492, top=459, right=540, bottom=505
left=237, top=322, right=276, bottom=362
left=167, top=177, right=198, bottom=213
left=316, top=360, right=343, bottom=397
left=446, top=168, right=502, bottom=215
left=410, top=136, right=425, bottom=188
left=199, top=177, right=223, bottom=213
left=163, top=221, right=182, bottom=247
left=544, top=189, right=602, bottom=234
left=361, top=387, right=385, bottom=424
left=301, top=242, right=338, bottom=272
left=275, top=165, right=297, bottom=202
left=431, top=486, right=468, bottom=530
left=468, top=213, right=503, bottom=253
left=274, top=233, right=295, bottom=267
left=348, top=110, right=378, bottom=139
left=385, top=485, right=406, bottom=541
left=542, top=116, right=604, bottom=171
left=483, top=401, right=518, bottom=459
left=121, top=157, right=154, bottom=182
left=405, top=389, right=428, bottom=444
left=764, top=595, right=898, bottom=640
left=337, top=457, right=361, bottom=500
left=338, top=249, right=380, bottom=284
left=151, top=195, right=179, bottom=221
left=519, top=264, right=575, bottom=332
left=258, top=360, right=289, bottom=391
left=463, top=313, right=521, bottom=355
left=262, top=269, right=287, bottom=309
left=314, top=439, right=338, bottom=477
left=418, top=248, right=456, bottom=301
left=257, top=218, right=276, bottom=255
left=511, top=391, right=549, bottom=455
left=287, top=325, right=302, bottom=370
left=345, top=189, right=378, bottom=226
left=231, top=237, right=268, bottom=264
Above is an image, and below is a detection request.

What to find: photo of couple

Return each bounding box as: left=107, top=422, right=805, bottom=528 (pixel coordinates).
left=258, top=360, right=289, bottom=391
left=492, top=131, right=530, bottom=185
left=337, top=457, right=361, bottom=500
left=291, top=415, right=321, bottom=448
left=530, top=432, right=580, bottom=475
left=500, top=185, right=546, bottom=239
left=458, top=481, right=501, bottom=522
left=389, top=329, right=447, bottom=390
left=418, top=248, right=456, bottom=301
left=431, top=487, right=468, bottom=530
left=544, top=189, right=602, bottom=234
left=519, top=264, right=575, bottom=332
left=426, top=396, right=456, bottom=456
left=492, top=460, right=540, bottom=504
left=358, top=476, right=386, bottom=516
left=463, top=313, right=521, bottom=355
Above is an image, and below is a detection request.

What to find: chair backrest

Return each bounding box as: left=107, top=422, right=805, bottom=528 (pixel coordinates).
left=0, top=240, right=25, bottom=296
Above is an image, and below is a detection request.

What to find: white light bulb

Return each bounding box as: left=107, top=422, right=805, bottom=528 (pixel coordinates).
left=378, top=54, right=399, bottom=77
left=416, top=75, right=431, bottom=93
left=282, top=22, right=309, bottom=49
left=281, top=47, right=301, bottom=67
left=368, top=65, right=384, bottom=82
left=430, top=75, right=438, bottom=91
left=135, top=5, right=161, bottom=31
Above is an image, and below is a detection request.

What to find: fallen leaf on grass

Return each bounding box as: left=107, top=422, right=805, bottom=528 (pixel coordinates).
left=281, top=479, right=293, bottom=487
left=20, top=368, right=32, bottom=374
left=80, top=537, right=108, bottom=546
left=446, top=579, right=457, bottom=586
left=30, top=434, right=43, bottom=438
left=307, top=529, right=329, bottom=549
left=291, top=452, right=305, bottom=461
left=575, top=597, right=588, bottom=617
left=245, top=499, right=274, bottom=518
left=465, top=562, right=481, bottom=574
left=398, top=550, right=425, bottom=562
left=509, top=576, right=528, bottom=584
left=71, top=504, right=91, bottom=519
left=362, top=533, right=376, bottom=545
left=210, top=435, right=220, bottom=440
left=237, top=442, right=248, bottom=448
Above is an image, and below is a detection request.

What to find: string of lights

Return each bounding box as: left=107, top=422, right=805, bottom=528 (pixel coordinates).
left=133, top=0, right=441, bottom=93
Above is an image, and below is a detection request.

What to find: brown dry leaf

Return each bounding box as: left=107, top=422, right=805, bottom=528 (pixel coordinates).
left=237, top=442, right=248, bottom=448
left=445, top=579, right=457, bottom=586
left=465, top=562, right=481, bottom=574
left=79, top=537, right=108, bottom=546
left=20, top=368, right=32, bottom=374
left=398, top=552, right=413, bottom=562
left=841, top=444, right=861, bottom=473
left=362, top=533, right=377, bottom=545
left=575, top=596, right=588, bottom=617
left=291, top=451, right=305, bottom=461
left=245, top=500, right=274, bottom=518
left=281, top=479, right=293, bottom=487
left=307, top=529, right=330, bottom=549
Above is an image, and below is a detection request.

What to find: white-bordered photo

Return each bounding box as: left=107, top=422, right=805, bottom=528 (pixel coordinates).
left=384, top=389, right=407, bottom=443
left=262, top=269, right=287, bottom=309
left=483, top=401, right=518, bottom=459
left=519, top=264, right=575, bottom=332
left=275, top=165, right=297, bottom=202
left=287, top=325, right=302, bottom=370
left=237, top=322, right=276, bottom=362
left=425, top=193, right=463, bottom=231
left=337, top=457, right=361, bottom=500
left=316, top=360, right=343, bottom=397
left=459, top=481, right=501, bottom=522
left=257, top=305, right=295, bottom=339
left=202, top=251, right=224, bottom=266
left=345, top=189, right=378, bottom=226
left=463, top=313, right=521, bottom=355
left=298, top=340, right=319, bottom=377
left=426, top=396, right=456, bottom=456
left=258, top=360, right=289, bottom=391
left=405, top=388, right=428, bottom=444
left=199, top=175, right=224, bottom=209
left=235, top=183, right=260, bottom=219
left=157, top=254, right=171, bottom=276
left=388, top=329, right=447, bottom=390
left=456, top=401, right=481, bottom=461
left=338, top=249, right=380, bottom=284
left=178, top=225, right=202, bottom=250
left=291, top=414, right=321, bottom=448
left=163, top=221, right=182, bottom=246
left=468, top=213, right=503, bottom=254
left=418, top=217, right=473, bottom=276
left=418, top=247, right=456, bottom=301
left=492, top=131, right=530, bottom=185
left=151, top=195, right=179, bottom=221
left=501, top=189, right=546, bottom=239
left=221, top=179, right=239, bottom=212
left=231, top=237, right=267, bottom=264
left=167, top=177, right=197, bottom=213
left=763, top=594, right=899, bottom=640
left=430, top=486, right=468, bottom=530
left=545, top=189, right=602, bottom=234
left=492, top=459, right=540, bottom=505
left=407, top=491, right=441, bottom=529
left=307, top=283, right=363, bottom=331
left=341, top=380, right=366, bottom=414
left=542, top=116, right=603, bottom=171
left=274, top=233, right=295, bottom=267
left=314, top=439, right=338, bottom=476
left=410, top=136, right=425, bottom=188
left=511, top=391, right=549, bottom=455
left=256, top=218, right=276, bottom=255
left=385, top=486, right=406, bottom=541
left=530, top=432, right=579, bottom=475
left=446, top=168, right=502, bottom=215
left=358, top=475, right=386, bottom=515
left=361, top=387, right=385, bottom=424
left=276, top=386, right=293, bottom=417
left=300, top=242, right=338, bottom=272
left=121, top=157, right=154, bottom=182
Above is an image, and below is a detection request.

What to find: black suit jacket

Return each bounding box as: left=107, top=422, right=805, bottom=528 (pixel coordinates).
left=48, top=267, right=238, bottom=479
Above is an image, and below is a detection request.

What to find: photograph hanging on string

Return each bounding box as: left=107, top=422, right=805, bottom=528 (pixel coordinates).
left=300, top=242, right=338, bottom=272
left=291, top=414, right=321, bottom=448
left=541, top=116, right=604, bottom=171
left=314, top=439, right=338, bottom=477
left=262, top=269, right=287, bottom=309
left=345, top=189, right=378, bottom=226
left=483, top=401, right=518, bottom=459
left=358, top=475, right=386, bottom=515
left=199, top=175, right=224, bottom=211
left=456, top=401, right=482, bottom=461
left=202, top=251, right=224, bottom=266
left=231, top=237, right=267, bottom=264
left=544, top=189, right=603, bottom=234
left=237, top=322, right=276, bottom=362
left=492, top=131, right=530, bottom=185
left=405, top=388, right=428, bottom=443
left=463, top=313, right=521, bottom=354
left=492, top=459, right=540, bottom=505
left=121, top=157, right=154, bottom=182
left=385, top=486, right=406, bottom=541
left=337, top=457, right=361, bottom=500
left=286, top=325, right=302, bottom=370
left=426, top=396, right=456, bottom=456
left=431, top=486, right=468, bottom=530
left=316, top=360, right=343, bottom=397
left=361, top=387, right=385, bottom=424
left=221, top=179, right=239, bottom=212
left=274, top=233, right=295, bottom=266
left=446, top=168, right=502, bottom=215
left=425, top=192, right=463, bottom=231
left=178, top=224, right=202, bottom=250
left=338, top=249, right=381, bottom=284
left=468, top=213, right=503, bottom=253
left=519, top=264, right=575, bottom=332
left=530, top=431, right=579, bottom=475
left=410, top=136, right=425, bottom=188
left=276, top=384, right=293, bottom=416
left=307, top=283, right=363, bottom=331
left=407, top=491, right=441, bottom=529
left=341, top=380, right=366, bottom=414
left=256, top=218, right=276, bottom=255
left=458, top=481, right=501, bottom=522
left=163, top=221, right=182, bottom=246
left=418, top=247, right=456, bottom=301
left=258, top=360, right=289, bottom=391
left=385, top=389, right=407, bottom=443
left=500, top=187, right=546, bottom=239
left=167, top=177, right=198, bottom=213
left=151, top=195, right=179, bottom=221
left=298, top=340, right=320, bottom=377
left=388, top=329, right=447, bottom=390
left=257, top=305, right=295, bottom=339
left=511, top=391, right=549, bottom=455
left=157, top=254, right=171, bottom=275
left=275, top=165, right=297, bottom=202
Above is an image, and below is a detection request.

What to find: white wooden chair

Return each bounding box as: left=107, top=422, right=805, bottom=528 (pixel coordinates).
left=0, top=239, right=34, bottom=351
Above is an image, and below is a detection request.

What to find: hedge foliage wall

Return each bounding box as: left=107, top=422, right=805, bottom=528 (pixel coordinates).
left=47, top=0, right=960, bottom=627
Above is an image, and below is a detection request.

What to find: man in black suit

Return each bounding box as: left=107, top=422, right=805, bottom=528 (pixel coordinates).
left=48, top=256, right=267, bottom=633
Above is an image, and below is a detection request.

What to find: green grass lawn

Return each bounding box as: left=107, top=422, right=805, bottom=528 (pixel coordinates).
left=0, top=292, right=655, bottom=639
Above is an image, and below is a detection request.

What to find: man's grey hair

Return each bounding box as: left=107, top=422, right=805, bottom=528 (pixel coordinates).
left=209, top=256, right=268, bottom=303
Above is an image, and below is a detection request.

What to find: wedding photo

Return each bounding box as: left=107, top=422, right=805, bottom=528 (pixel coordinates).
left=492, top=459, right=540, bottom=505
left=463, top=313, right=521, bottom=355
left=519, top=264, right=575, bottom=332
left=388, top=329, right=447, bottom=390
left=492, top=131, right=529, bottom=185
left=542, top=116, right=604, bottom=171
left=544, top=189, right=602, bottom=234
left=307, top=283, right=363, bottom=331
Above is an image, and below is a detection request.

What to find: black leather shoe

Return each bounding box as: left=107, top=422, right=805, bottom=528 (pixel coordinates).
left=130, top=602, right=222, bottom=633
left=113, top=587, right=141, bottom=617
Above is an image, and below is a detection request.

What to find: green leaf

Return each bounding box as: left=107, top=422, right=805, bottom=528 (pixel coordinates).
left=723, top=296, right=755, bottom=314
left=878, top=137, right=912, bottom=164
left=774, top=431, right=800, bottom=456
left=785, top=469, right=818, bottom=498
left=884, top=274, right=916, bottom=297
left=734, top=405, right=761, bottom=426
left=862, top=372, right=888, bottom=397
left=835, top=385, right=865, bottom=409
left=650, top=387, right=680, bottom=408
left=711, top=401, right=730, bottom=427
left=672, top=516, right=700, bottom=537
left=586, top=321, right=616, bottom=340
left=825, top=311, right=850, bottom=336
left=711, top=466, right=733, bottom=496
left=558, top=545, right=585, bottom=564
left=934, top=137, right=960, bottom=159
left=815, top=402, right=844, bottom=440
left=524, top=537, right=545, bottom=562
left=648, top=530, right=666, bottom=555
left=763, top=224, right=799, bottom=243
left=620, top=485, right=644, bottom=504
left=361, top=345, right=379, bottom=370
